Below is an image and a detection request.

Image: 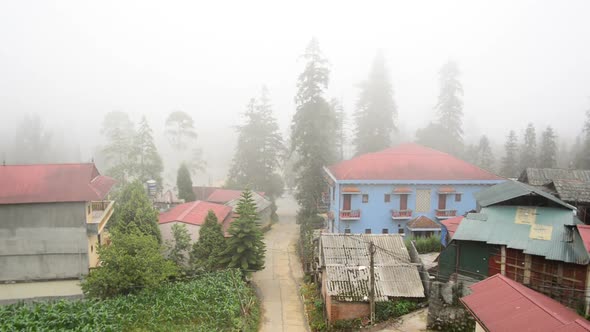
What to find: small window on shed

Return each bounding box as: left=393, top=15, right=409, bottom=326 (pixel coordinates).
left=384, top=194, right=391, bottom=203
left=382, top=228, right=389, bottom=234
left=344, top=228, right=351, bottom=234
left=362, top=194, right=369, bottom=203
left=87, top=205, right=91, bottom=215
left=398, top=227, right=405, bottom=235
left=455, top=193, right=462, bottom=202
left=365, top=228, right=372, bottom=234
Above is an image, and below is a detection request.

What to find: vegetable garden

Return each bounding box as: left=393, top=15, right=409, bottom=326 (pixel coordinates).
left=0, top=269, right=259, bottom=331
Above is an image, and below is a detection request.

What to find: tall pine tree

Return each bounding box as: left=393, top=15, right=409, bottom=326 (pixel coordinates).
left=577, top=110, right=590, bottom=168
left=501, top=130, right=519, bottom=178
left=101, top=111, right=135, bottom=185
left=539, top=126, right=558, bottom=168
left=519, top=123, right=537, bottom=170
left=190, top=210, right=227, bottom=272
left=353, top=51, right=397, bottom=155
left=177, top=163, right=196, bottom=202
left=475, top=135, right=495, bottom=171
left=112, top=181, right=162, bottom=243
left=290, top=38, right=337, bottom=218
left=435, top=60, right=464, bottom=156
left=220, top=189, right=265, bottom=274
left=226, top=86, right=285, bottom=199
left=132, top=116, right=164, bottom=188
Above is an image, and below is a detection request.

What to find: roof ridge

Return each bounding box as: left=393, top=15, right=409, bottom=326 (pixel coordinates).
left=178, top=201, right=201, bottom=221
left=495, top=274, right=574, bottom=324
left=1, top=162, right=95, bottom=167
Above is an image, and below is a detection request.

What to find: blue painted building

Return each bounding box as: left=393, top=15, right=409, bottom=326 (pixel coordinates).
left=323, top=143, right=505, bottom=235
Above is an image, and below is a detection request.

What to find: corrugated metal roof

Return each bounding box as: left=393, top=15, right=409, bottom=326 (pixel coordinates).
left=224, top=191, right=271, bottom=212
left=319, top=234, right=424, bottom=300
left=453, top=206, right=589, bottom=264
left=158, top=200, right=232, bottom=226
left=474, top=180, right=575, bottom=210
left=0, top=163, right=115, bottom=204
left=520, top=168, right=590, bottom=186
left=553, top=179, right=590, bottom=204
left=461, top=274, right=590, bottom=332
left=327, top=143, right=505, bottom=181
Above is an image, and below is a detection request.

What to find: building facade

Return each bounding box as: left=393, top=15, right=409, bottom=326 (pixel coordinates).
left=324, top=143, right=505, bottom=235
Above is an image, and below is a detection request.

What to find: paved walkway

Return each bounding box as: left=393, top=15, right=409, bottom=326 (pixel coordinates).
left=253, top=194, right=308, bottom=332
left=380, top=308, right=430, bottom=332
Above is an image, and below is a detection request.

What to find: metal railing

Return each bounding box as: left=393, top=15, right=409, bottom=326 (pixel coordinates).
left=435, top=209, right=457, bottom=218
left=340, top=209, right=361, bottom=219
left=391, top=209, right=413, bottom=219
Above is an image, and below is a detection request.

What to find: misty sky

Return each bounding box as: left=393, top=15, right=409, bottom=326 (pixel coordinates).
left=1, top=0, right=590, bottom=171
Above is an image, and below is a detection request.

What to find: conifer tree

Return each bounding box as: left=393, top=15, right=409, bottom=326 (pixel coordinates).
left=539, top=126, right=558, bottom=168
left=475, top=135, right=495, bottom=171
left=577, top=110, right=590, bottom=168
left=331, top=99, right=347, bottom=161
left=177, top=163, right=196, bottom=202
left=501, top=130, right=519, bottom=178
left=220, top=189, right=265, bottom=273
left=435, top=60, right=464, bottom=155
left=101, top=111, right=135, bottom=184
left=519, top=123, right=537, bottom=170
left=132, top=116, right=164, bottom=188
left=290, top=38, right=337, bottom=218
left=166, top=223, right=191, bottom=268
left=226, top=86, right=285, bottom=199
left=190, top=210, right=227, bottom=271
left=353, top=51, right=397, bottom=155
left=112, top=181, right=162, bottom=243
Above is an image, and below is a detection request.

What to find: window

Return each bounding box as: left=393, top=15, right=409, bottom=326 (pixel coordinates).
left=87, top=205, right=91, bottom=215
left=344, top=228, right=351, bottom=234
left=455, top=193, right=462, bottom=202
left=398, top=227, right=405, bottom=234
left=362, top=194, right=369, bottom=203
left=382, top=228, right=389, bottom=234
left=365, top=228, right=372, bottom=234
left=384, top=194, right=391, bottom=203
left=400, top=194, right=408, bottom=210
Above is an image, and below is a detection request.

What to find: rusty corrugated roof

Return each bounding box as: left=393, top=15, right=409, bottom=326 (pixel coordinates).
left=319, top=234, right=424, bottom=300
left=461, top=274, right=590, bottom=332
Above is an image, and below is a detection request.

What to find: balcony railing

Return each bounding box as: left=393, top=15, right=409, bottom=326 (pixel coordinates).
left=391, top=209, right=413, bottom=219
left=88, top=200, right=114, bottom=234
left=340, top=209, right=361, bottom=220
left=435, top=209, right=457, bottom=219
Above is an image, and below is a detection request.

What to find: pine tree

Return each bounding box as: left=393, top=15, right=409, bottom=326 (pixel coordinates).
left=353, top=51, right=397, bottom=155
left=226, top=86, right=285, bottom=199
left=101, top=111, right=135, bottom=185
left=132, top=116, right=164, bottom=188
left=290, top=38, right=337, bottom=218
left=166, top=223, right=191, bottom=268
left=190, top=210, right=227, bottom=271
left=112, top=181, right=162, bottom=243
left=539, top=126, right=558, bottom=168
left=475, top=135, right=495, bottom=171
left=331, top=99, right=347, bottom=161
left=177, top=163, right=196, bottom=202
left=578, top=110, right=590, bottom=168
left=435, top=60, right=464, bottom=155
left=519, top=123, right=537, bottom=170
left=501, top=130, right=519, bottom=178
left=220, top=189, right=265, bottom=273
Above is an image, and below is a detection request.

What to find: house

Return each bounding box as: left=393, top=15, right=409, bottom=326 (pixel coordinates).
left=438, top=180, right=590, bottom=313
left=192, top=187, right=272, bottom=228
left=158, top=200, right=233, bottom=243
left=461, top=274, right=590, bottom=332
left=0, top=163, right=115, bottom=302
left=153, top=189, right=184, bottom=211
left=519, top=168, right=590, bottom=224
left=324, top=143, right=505, bottom=235
left=318, top=233, right=425, bottom=322
left=406, top=216, right=442, bottom=238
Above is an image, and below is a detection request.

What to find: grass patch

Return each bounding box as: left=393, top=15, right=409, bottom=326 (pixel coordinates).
left=375, top=300, right=417, bottom=322
left=301, top=282, right=327, bottom=332
left=0, top=269, right=259, bottom=331
left=405, top=235, right=442, bottom=254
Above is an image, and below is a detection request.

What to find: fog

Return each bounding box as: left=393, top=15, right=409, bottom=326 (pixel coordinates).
left=1, top=0, right=590, bottom=185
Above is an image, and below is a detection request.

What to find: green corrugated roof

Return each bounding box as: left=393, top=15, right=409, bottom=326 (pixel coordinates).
left=474, top=180, right=575, bottom=210
left=452, top=206, right=589, bottom=265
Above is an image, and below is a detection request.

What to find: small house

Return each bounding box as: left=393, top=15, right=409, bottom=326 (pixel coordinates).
left=406, top=216, right=442, bottom=238
left=318, top=234, right=425, bottom=322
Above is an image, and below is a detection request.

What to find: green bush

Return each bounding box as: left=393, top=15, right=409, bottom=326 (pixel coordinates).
left=301, top=283, right=327, bottom=332
left=375, top=300, right=417, bottom=322
left=0, top=269, right=259, bottom=331
left=405, top=234, right=442, bottom=254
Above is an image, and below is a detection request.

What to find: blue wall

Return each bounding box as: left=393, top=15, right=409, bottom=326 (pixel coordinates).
left=328, top=180, right=504, bottom=235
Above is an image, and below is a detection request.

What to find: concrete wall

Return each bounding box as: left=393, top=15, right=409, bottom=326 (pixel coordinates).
left=0, top=202, right=89, bottom=282
left=159, top=222, right=201, bottom=245
left=259, top=207, right=272, bottom=228
left=329, top=181, right=504, bottom=235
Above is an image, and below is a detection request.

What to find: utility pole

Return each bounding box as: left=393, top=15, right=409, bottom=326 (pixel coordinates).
left=369, top=241, right=376, bottom=324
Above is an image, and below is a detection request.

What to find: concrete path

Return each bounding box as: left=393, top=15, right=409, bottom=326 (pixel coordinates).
left=380, top=308, right=430, bottom=332
left=253, top=194, right=309, bottom=332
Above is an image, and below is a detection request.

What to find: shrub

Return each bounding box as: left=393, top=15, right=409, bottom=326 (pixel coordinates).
left=375, top=300, right=417, bottom=322
left=405, top=234, right=442, bottom=254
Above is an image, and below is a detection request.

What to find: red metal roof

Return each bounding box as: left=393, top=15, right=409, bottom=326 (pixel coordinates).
left=327, top=143, right=504, bottom=181
left=577, top=225, right=590, bottom=254
left=206, top=189, right=243, bottom=203
left=441, top=216, right=464, bottom=237
left=0, top=163, right=115, bottom=204
left=461, top=274, right=590, bottom=332
left=158, top=200, right=232, bottom=226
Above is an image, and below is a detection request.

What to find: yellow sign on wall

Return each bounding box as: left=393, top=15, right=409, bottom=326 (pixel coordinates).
left=515, top=207, right=537, bottom=225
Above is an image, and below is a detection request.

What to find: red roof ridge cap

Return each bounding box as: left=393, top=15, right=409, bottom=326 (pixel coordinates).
left=178, top=201, right=201, bottom=221
left=494, top=274, right=575, bottom=324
